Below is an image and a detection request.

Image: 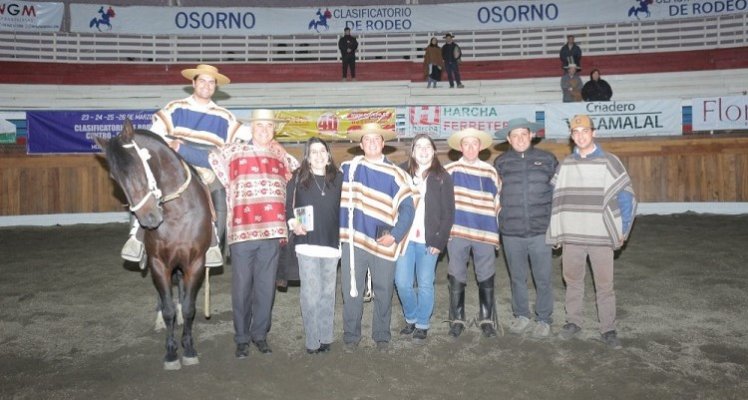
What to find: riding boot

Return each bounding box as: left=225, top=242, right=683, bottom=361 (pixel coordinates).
left=121, top=216, right=145, bottom=268
left=447, top=274, right=466, bottom=338
left=478, top=275, right=498, bottom=338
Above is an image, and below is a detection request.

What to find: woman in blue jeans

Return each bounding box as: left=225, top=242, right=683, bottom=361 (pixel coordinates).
left=395, top=134, right=455, bottom=341
left=286, top=138, right=342, bottom=354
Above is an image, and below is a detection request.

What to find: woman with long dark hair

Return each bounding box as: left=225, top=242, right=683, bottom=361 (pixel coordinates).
left=285, top=137, right=343, bottom=354
left=395, top=134, right=455, bottom=341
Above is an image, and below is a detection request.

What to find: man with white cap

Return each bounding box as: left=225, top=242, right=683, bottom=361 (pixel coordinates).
left=121, top=64, right=246, bottom=268
left=339, top=123, right=414, bottom=353
left=210, top=109, right=298, bottom=358
left=493, top=118, right=557, bottom=338
left=547, top=114, right=636, bottom=349
left=444, top=128, right=501, bottom=338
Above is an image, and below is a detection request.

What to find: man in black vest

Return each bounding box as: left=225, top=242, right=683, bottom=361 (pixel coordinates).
left=493, top=118, right=558, bottom=338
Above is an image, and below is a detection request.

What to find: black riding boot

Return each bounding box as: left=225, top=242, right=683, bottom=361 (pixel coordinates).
left=478, top=275, right=498, bottom=338
left=448, top=275, right=466, bottom=338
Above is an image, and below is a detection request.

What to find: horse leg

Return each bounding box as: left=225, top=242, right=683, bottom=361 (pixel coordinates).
left=174, top=269, right=185, bottom=326
left=151, top=260, right=181, bottom=370
left=180, top=261, right=206, bottom=366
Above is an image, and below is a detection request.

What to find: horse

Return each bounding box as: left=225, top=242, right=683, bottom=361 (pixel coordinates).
left=308, top=8, right=329, bottom=33
left=628, top=0, right=652, bottom=19
left=96, top=120, right=212, bottom=370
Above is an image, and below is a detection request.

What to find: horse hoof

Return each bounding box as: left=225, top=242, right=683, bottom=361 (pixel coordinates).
left=182, top=356, right=200, bottom=366
left=163, top=359, right=181, bottom=371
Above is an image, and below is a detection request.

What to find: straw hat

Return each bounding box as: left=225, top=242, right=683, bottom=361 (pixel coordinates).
left=347, top=122, right=397, bottom=142
left=447, top=128, right=493, bottom=151
left=180, top=64, right=230, bottom=85
left=238, top=109, right=285, bottom=123
left=494, top=117, right=543, bottom=138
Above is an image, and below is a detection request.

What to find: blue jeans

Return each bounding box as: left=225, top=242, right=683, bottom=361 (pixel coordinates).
left=297, top=253, right=338, bottom=351
left=395, top=242, right=438, bottom=329
left=502, top=235, right=554, bottom=324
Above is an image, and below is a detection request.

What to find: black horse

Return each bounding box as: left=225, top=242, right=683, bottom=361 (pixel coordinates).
left=96, top=120, right=212, bottom=370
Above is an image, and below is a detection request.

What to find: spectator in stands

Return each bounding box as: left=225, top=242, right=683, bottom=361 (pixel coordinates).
left=444, top=128, right=501, bottom=338
left=441, top=33, right=464, bottom=89
left=547, top=114, right=637, bottom=350
left=338, top=27, right=358, bottom=81
left=561, top=63, right=583, bottom=102
left=493, top=118, right=557, bottom=339
left=286, top=137, right=343, bottom=354
left=209, top=109, right=299, bottom=358
left=395, top=134, right=455, bottom=342
left=560, top=34, right=582, bottom=70
left=423, top=37, right=444, bottom=88
left=582, top=69, right=613, bottom=101
left=340, top=123, right=415, bottom=353
left=120, top=64, right=245, bottom=269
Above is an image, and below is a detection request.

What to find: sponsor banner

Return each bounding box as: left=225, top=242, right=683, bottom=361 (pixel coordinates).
left=543, top=100, right=682, bottom=138
left=70, top=1, right=748, bottom=36
left=27, top=110, right=155, bottom=154
left=403, top=105, right=539, bottom=140
left=0, top=1, right=63, bottom=32
left=273, top=108, right=396, bottom=142
left=692, top=95, right=748, bottom=131
left=0, top=118, right=16, bottom=143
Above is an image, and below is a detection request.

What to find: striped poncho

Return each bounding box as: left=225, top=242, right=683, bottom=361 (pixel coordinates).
left=546, top=147, right=637, bottom=250
left=445, top=158, right=501, bottom=247
left=210, top=142, right=288, bottom=245
left=339, top=156, right=414, bottom=261
left=151, top=96, right=243, bottom=168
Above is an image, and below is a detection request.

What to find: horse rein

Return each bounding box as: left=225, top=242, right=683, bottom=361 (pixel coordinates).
left=122, top=139, right=192, bottom=212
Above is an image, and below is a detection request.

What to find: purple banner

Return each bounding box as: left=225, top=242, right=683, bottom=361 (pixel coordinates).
left=27, top=110, right=155, bottom=154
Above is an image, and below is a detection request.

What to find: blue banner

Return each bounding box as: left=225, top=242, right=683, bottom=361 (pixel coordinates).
left=27, top=110, right=155, bottom=154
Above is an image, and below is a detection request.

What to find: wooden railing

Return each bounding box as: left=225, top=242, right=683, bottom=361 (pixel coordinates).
left=2, top=135, right=747, bottom=216
left=2, top=14, right=745, bottom=64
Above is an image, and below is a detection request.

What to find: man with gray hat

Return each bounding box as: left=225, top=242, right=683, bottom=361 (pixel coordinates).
left=493, top=118, right=558, bottom=338
left=121, top=64, right=247, bottom=268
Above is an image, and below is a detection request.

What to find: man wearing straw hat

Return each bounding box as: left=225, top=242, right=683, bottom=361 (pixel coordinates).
left=210, top=109, right=298, bottom=358
left=493, top=118, right=557, bottom=338
left=444, top=128, right=501, bottom=338
left=120, top=64, right=246, bottom=268
left=339, top=123, right=414, bottom=353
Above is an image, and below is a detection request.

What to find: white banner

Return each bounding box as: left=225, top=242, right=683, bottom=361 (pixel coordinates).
left=0, top=1, right=62, bottom=32
left=692, top=95, right=748, bottom=131
left=402, top=105, right=538, bottom=140
left=70, top=1, right=748, bottom=36
left=544, top=100, right=682, bottom=138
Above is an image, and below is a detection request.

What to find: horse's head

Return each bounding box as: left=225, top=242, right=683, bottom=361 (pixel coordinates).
left=96, top=119, right=164, bottom=229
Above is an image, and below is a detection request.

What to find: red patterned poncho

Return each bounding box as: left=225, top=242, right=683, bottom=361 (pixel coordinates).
left=210, top=143, right=289, bottom=245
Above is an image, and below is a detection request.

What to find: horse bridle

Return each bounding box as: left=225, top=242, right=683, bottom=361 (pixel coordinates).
left=122, top=139, right=192, bottom=212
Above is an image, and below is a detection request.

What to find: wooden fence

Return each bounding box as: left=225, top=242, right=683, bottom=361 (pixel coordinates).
left=2, top=135, right=747, bottom=216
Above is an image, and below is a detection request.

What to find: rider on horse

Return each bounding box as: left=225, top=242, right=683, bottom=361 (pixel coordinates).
left=121, top=64, right=249, bottom=268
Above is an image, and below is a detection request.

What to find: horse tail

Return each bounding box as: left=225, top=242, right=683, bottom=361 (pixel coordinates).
left=89, top=18, right=97, bottom=28
left=308, top=20, right=315, bottom=30
left=628, top=7, right=635, bottom=17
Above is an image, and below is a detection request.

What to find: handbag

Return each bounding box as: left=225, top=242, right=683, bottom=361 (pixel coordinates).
left=278, top=175, right=300, bottom=283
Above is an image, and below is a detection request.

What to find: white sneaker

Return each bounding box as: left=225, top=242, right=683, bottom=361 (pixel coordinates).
left=509, top=316, right=531, bottom=335
left=205, top=245, right=223, bottom=267
left=532, top=321, right=551, bottom=338
left=121, top=236, right=144, bottom=263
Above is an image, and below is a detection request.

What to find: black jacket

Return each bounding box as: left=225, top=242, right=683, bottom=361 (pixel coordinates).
left=493, top=147, right=557, bottom=238
left=400, top=163, right=455, bottom=251
left=286, top=171, right=343, bottom=248
left=582, top=79, right=613, bottom=101
left=338, top=35, right=358, bottom=60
